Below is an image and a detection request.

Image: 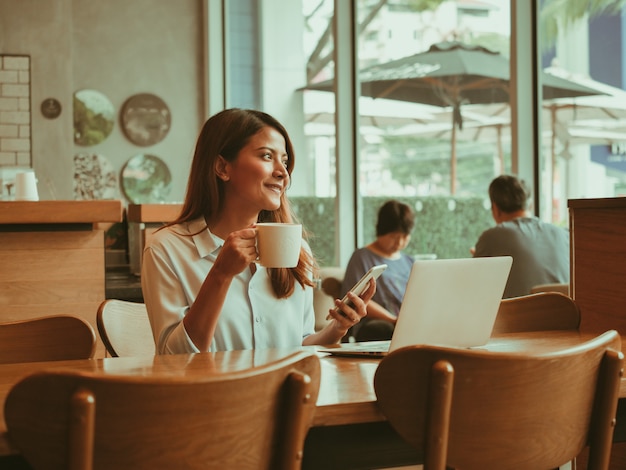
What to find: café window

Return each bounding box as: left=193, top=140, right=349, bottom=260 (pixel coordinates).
left=538, top=1, right=626, bottom=225
left=223, top=0, right=626, bottom=266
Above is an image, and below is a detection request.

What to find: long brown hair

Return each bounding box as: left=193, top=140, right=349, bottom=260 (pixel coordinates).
left=166, top=108, right=317, bottom=297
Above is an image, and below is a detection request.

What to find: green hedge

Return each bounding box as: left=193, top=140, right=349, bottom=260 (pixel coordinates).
left=291, top=196, right=494, bottom=266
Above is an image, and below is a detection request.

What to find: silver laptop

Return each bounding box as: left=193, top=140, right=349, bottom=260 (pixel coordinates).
left=318, top=256, right=513, bottom=357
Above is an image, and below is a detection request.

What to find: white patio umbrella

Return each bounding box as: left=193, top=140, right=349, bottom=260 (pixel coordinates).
left=392, top=80, right=626, bottom=192
left=303, top=90, right=436, bottom=128
left=391, top=104, right=514, bottom=174
left=469, top=75, right=626, bottom=205
left=303, top=42, right=605, bottom=194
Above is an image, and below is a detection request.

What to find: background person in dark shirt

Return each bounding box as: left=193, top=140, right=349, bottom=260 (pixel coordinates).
left=342, top=200, right=415, bottom=341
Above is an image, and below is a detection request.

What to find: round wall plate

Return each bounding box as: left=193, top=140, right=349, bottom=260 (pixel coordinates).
left=73, top=89, right=115, bottom=146
left=121, top=153, right=172, bottom=203
left=73, top=153, right=119, bottom=200
left=120, top=93, right=171, bottom=146
left=41, top=98, right=62, bottom=119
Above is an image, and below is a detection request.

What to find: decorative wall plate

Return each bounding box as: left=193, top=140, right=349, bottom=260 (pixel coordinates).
left=121, top=153, right=172, bottom=203
left=41, top=98, right=62, bottom=119
left=120, top=93, right=171, bottom=146
left=73, top=89, right=115, bottom=146
left=73, top=153, right=119, bottom=200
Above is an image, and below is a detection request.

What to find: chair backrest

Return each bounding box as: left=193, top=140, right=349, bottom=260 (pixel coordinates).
left=5, top=350, right=321, bottom=470
left=312, top=266, right=345, bottom=331
left=530, top=282, right=570, bottom=296
left=96, top=299, right=155, bottom=357
left=492, top=291, right=580, bottom=335
left=0, top=315, right=96, bottom=364
left=320, top=268, right=343, bottom=299
left=374, top=330, right=623, bottom=470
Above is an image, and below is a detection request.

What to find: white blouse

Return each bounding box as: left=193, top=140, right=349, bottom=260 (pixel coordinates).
left=141, top=218, right=315, bottom=354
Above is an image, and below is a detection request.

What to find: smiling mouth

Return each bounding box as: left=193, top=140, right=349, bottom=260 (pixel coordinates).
left=266, top=184, right=283, bottom=193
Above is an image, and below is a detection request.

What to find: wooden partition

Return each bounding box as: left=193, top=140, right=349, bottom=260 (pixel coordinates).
left=569, top=197, right=626, bottom=340
left=0, top=200, right=123, bottom=356
left=569, top=198, right=626, bottom=470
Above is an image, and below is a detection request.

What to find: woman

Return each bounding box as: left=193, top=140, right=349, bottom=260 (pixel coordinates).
left=142, top=108, right=374, bottom=353
left=341, top=200, right=415, bottom=341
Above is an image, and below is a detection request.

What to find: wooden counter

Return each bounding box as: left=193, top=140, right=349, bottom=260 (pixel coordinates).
left=0, top=200, right=122, bottom=225
left=127, top=203, right=181, bottom=223
left=127, top=203, right=181, bottom=275
left=569, top=197, right=626, bottom=337
left=0, top=200, right=123, bottom=356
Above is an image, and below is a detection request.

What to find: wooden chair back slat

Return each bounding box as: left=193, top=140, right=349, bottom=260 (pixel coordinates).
left=0, top=315, right=96, bottom=364
left=374, top=330, right=623, bottom=470
left=5, top=351, right=320, bottom=470
left=493, top=292, right=580, bottom=335
left=530, top=282, right=570, bottom=296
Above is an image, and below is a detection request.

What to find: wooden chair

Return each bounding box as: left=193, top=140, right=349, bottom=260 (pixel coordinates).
left=312, top=266, right=345, bottom=331
left=0, top=315, right=96, bottom=364
left=374, top=330, right=623, bottom=470
left=96, top=299, right=155, bottom=357
left=530, top=282, right=570, bottom=296
left=492, top=291, right=580, bottom=335
left=5, top=350, right=321, bottom=470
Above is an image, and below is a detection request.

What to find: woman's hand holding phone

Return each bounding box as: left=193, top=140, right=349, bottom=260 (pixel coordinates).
left=326, top=264, right=387, bottom=321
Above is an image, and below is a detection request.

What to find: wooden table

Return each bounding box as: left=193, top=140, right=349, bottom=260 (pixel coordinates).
left=0, top=331, right=624, bottom=469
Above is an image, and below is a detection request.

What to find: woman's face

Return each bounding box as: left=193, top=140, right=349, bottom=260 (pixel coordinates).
left=220, top=126, right=289, bottom=214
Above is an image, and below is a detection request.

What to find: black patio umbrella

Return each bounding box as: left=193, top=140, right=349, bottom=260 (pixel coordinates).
left=303, top=41, right=604, bottom=194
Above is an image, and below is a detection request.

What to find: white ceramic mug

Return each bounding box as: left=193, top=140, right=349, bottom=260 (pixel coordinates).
left=14, top=171, right=39, bottom=201
left=256, top=223, right=302, bottom=268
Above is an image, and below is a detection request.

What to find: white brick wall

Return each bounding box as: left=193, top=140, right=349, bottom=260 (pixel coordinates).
left=0, top=55, right=31, bottom=168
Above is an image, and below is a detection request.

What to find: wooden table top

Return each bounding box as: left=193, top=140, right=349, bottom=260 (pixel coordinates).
left=1, top=330, right=624, bottom=456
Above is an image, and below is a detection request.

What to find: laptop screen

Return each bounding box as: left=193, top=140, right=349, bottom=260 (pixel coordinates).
left=389, top=256, right=513, bottom=351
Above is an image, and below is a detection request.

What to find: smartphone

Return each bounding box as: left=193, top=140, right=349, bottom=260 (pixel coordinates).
left=327, top=264, right=387, bottom=319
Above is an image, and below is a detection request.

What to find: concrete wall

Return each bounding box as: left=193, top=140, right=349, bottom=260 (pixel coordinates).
left=0, top=0, right=204, bottom=202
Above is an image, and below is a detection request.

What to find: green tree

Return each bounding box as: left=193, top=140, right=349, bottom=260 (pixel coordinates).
left=305, top=0, right=445, bottom=81
left=540, top=0, right=626, bottom=51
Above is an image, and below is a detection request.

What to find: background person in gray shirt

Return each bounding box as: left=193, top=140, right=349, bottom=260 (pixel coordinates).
left=472, top=175, right=569, bottom=298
